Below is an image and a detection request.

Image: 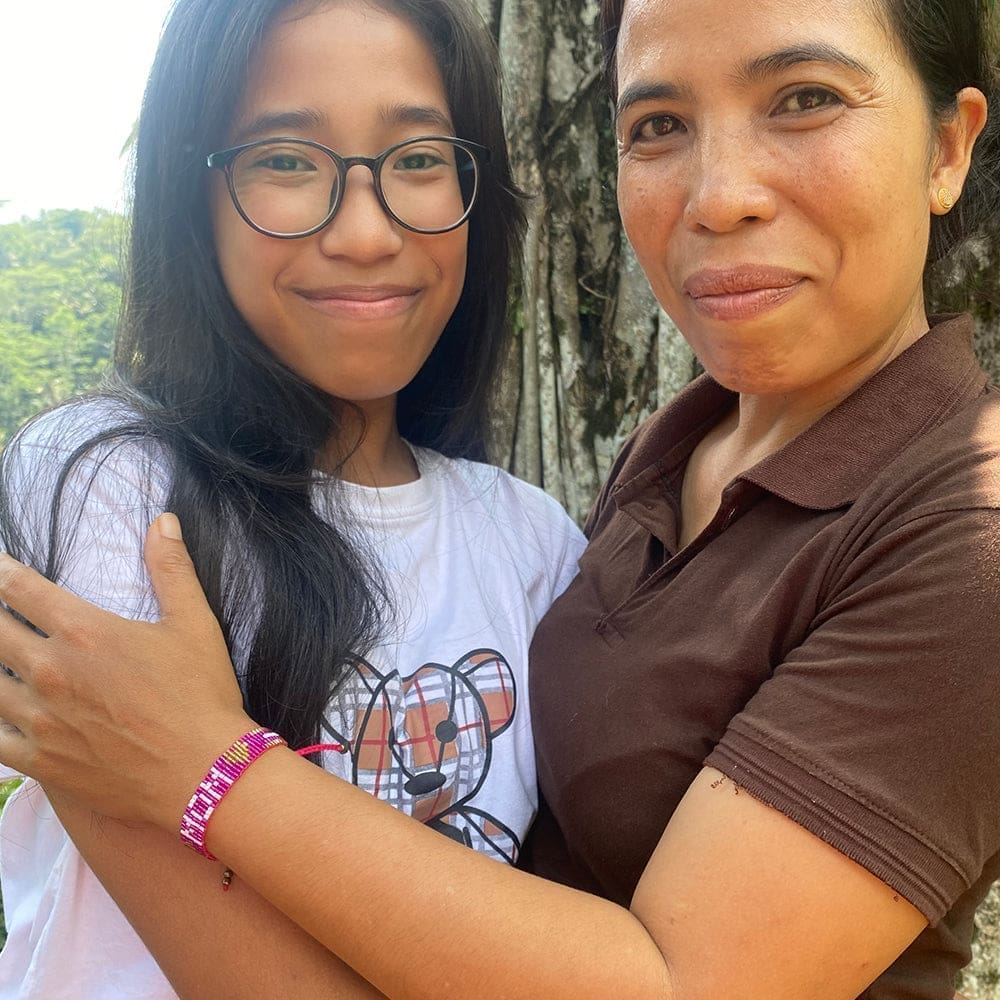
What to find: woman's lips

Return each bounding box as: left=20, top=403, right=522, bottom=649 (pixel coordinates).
left=683, top=266, right=806, bottom=321
left=296, top=285, right=421, bottom=320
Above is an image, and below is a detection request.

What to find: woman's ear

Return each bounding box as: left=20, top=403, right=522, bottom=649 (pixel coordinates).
left=929, top=86, right=989, bottom=216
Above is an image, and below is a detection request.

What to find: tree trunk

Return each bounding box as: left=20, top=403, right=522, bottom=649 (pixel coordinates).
left=487, top=1, right=1000, bottom=994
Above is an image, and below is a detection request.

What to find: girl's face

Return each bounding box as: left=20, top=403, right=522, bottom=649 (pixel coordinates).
left=613, top=0, right=972, bottom=405
left=211, top=0, right=468, bottom=406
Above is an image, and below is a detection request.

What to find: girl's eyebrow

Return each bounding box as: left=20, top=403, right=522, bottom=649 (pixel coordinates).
left=615, top=43, right=875, bottom=124
left=232, top=104, right=454, bottom=145
left=233, top=108, right=328, bottom=144
left=380, top=103, right=455, bottom=133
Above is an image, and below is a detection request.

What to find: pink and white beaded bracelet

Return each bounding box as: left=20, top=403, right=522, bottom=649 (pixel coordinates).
left=179, top=727, right=287, bottom=860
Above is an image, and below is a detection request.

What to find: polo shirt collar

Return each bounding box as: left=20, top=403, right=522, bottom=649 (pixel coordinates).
left=614, top=314, right=986, bottom=514
left=745, top=314, right=985, bottom=509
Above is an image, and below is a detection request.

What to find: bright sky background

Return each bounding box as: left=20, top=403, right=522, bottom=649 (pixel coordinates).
left=0, top=0, right=175, bottom=225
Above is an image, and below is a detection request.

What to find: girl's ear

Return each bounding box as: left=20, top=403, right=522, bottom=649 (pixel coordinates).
left=929, top=87, right=989, bottom=216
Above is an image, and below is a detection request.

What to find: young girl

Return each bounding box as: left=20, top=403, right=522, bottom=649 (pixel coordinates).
left=0, top=1, right=583, bottom=996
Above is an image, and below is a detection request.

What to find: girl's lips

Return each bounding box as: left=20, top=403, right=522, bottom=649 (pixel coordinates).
left=296, top=286, right=421, bottom=320
left=682, top=266, right=806, bottom=322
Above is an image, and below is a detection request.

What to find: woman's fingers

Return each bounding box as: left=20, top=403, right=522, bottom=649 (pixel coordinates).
left=0, top=725, right=30, bottom=780
left=0, top=595, right=49, bottom=684
left=0, top=527, right=252, bottom=825
left=144, top=514, right=218, bottom=628
left=0, top=650, right=33, bottom=735
left=0, top=553, right=104, bottom=644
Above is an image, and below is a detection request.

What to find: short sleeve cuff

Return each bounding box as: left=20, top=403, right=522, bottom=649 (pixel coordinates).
left=705, top=725, right=968, bottom=924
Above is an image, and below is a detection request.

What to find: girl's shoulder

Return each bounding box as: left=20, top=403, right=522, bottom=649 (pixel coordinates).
left=4, top=396, right=170, bottom=483
left=1, top=397, right=173, bottom=558
left=413, top=447, right=586, bottom=554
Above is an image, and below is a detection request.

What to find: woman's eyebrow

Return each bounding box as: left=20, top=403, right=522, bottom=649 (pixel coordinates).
left=615, top=81, right=693, bottom=124
left=732, top=43, right=876, bottom=85
left=615, top=43, right=875, bottom=123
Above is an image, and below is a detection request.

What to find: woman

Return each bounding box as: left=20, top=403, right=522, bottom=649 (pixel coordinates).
left=0, top=0, right=998, bottom=997
left=0, top=0, right=583, bottom=997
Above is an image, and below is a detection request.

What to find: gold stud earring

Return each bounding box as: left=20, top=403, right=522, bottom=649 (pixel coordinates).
left=938, top=187, right=955, bottom=211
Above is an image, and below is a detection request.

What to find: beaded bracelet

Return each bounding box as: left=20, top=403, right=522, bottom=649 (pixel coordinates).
left=179, top=727, right=288, bottom=860
left=179, top=732, right=347, bottom=891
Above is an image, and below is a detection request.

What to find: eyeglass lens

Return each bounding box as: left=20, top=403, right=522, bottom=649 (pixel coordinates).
left=228, top=138, right=478, bottom=235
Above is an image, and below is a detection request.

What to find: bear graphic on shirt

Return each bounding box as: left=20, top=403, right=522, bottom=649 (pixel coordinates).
left=322, top=649, right=521, bottom=863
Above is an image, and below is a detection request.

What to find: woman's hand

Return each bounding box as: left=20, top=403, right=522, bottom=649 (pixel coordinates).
left=0, top=513, right=254, bottom=829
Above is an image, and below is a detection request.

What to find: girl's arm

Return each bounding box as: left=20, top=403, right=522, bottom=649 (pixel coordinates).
left=0, top=520, right=928, bottom=999
left=49, top=792, right=386, bottom=999
left=0, top=423, right=384, bottom=999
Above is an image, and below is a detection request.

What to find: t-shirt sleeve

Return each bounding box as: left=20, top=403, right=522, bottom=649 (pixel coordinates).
left=0, top=404, right=171, bottom=778
left=705, top=504, right=1000, bottom=924
left=544, top=503, right=587, bottom=607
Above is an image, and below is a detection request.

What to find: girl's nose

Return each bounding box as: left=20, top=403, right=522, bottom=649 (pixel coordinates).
left=317, top=164, right=405, bottom=262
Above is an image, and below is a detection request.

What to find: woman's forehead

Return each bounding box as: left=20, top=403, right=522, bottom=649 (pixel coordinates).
left=616, top=0, right=893, bottom=84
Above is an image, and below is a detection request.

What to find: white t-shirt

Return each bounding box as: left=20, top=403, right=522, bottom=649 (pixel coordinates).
left=0, top=399, right=584, bottom=999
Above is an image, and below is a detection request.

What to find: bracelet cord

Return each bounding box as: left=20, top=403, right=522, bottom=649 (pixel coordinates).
left=202, top=740, right=347, bottom=891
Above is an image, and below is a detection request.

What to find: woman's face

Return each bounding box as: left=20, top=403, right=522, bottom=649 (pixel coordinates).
left=614, top=0, right=958, bottom=401
left=211, top=0, right=468, bottom=405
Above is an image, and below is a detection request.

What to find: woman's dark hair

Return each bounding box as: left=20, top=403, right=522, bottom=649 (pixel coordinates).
left=598, top=0, right=999, bottom=265
left=0, top=0, right=524, bottom=750
left=873, top=0, right=1000, bottom=262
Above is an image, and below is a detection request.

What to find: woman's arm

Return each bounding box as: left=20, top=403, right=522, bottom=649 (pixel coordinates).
left=0, top=518, right=926, bottom=999
left=191, top=748, right=924, bottom=1000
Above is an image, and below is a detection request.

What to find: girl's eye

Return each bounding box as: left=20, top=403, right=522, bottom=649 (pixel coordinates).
left=256, top=154, right=315, bottom=172
left=631, top=115, right=683, bottom=142
left=394, top=151, right=446, bottom=171
left=776, top=88, right=841, bottom=114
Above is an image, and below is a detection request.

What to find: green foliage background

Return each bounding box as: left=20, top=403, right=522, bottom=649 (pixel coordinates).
left=0, top=210, right=123, bottom=445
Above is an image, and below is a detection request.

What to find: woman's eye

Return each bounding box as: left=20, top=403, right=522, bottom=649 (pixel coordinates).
left=632, top=115, right=682, bottom=142
left=776, top=88, right=841, bottom=114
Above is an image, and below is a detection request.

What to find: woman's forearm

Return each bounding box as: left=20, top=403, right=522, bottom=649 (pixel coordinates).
left=201, top=748, right=673, bottom=1000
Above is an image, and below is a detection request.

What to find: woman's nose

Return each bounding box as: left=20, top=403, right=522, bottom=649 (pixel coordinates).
left=682, top=126, right=777, bottom=233
left=317, top=165, right=405, bottom=261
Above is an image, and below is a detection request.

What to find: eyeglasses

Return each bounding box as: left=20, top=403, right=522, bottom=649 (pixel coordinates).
left=206, top=135, right=488, bottom=239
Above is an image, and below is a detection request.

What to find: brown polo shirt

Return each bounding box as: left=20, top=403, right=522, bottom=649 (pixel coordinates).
left=522, top=315, right=1000, bottom=999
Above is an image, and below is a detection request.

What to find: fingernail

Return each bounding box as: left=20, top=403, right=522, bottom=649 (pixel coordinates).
left=158, top=513, right=183, bottom=541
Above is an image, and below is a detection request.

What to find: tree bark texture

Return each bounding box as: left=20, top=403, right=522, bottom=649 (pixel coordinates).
left=485, top=1, right=1000, bottom=995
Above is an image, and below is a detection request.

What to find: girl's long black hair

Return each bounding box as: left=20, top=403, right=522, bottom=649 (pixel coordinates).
left=0, top=0, right=525, bottom=750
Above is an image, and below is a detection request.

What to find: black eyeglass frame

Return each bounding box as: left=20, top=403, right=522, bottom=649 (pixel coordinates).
left=206, top=135, right=490, bottom=239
